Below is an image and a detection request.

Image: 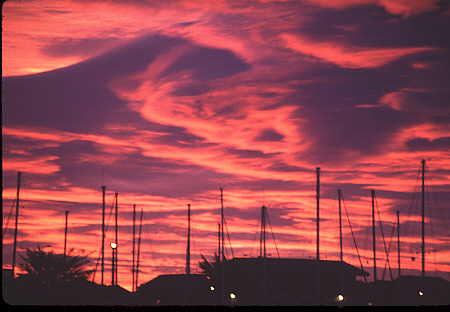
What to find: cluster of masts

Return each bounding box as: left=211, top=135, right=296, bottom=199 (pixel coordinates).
left=7, top=159, right=429, bottom=289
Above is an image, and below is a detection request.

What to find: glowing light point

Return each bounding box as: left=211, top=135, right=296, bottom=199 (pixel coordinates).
left=418, top=290, right=424, bottom=296
left=209, top=286, right=215, bottom=291
left=110, top=242, right=117, bottom=249
left=337, top=294, right=344, bottom=302
left=229, top=292, right=237, bottom=299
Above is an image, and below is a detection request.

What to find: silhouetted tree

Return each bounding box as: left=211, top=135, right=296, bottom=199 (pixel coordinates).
left=198, top=253, right=222, bottom=280
left=18, top=246, right=94, bottom=286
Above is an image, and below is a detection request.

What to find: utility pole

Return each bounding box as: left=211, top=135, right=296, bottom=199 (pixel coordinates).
left=371, top=190, right=377, bottom=282
left=338, top=189, right=343, bottom=262
left=132, top=204, right=136, bottom=292
left=396, top=210, right=401, bottom=278
left=101, top=186, right=106, bottom=286
left=421, top=159, right=426, bottom=278
left=64, top=210, right=69, bottom=258
left=186, top=204, right=191, bottom=274
left=11, top=171, right=22, bottom=278
left=114, top=192, right=119, bottom=285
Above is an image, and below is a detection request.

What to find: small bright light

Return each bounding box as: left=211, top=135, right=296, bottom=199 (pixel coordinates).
left=229, top=292, right=237, bottom=300
left=110, top=242, right=117, bottom=249
left=209, top=286, right=215, bottom=291
left=368, top=302, right=372, bottom=306
left=337, top=294, right=344, bottom=302
left=418, top=290, right=424, bottom=296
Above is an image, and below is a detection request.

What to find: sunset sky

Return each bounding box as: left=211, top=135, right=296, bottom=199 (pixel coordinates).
left=3, top=0, right=450, bottom=291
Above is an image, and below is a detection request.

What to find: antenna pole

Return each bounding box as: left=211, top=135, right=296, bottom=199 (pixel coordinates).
left=396, top=210, right=401, bottom=278
left=132, top=204, right=136, bottom=292
left=101, top=186, right=106, bottom=286
left=114, top=192, right=119, bottom=285
left=64, top=210, right=69, bottom=258
left=338, top=189, right=343, bottom=262
left=421, top=159, right=425, bottom=278
left=371, top=190, right=377, bottom=282
left=11, top=171, right=22, bottom=278
left=186, top=204, right=191, bottom=274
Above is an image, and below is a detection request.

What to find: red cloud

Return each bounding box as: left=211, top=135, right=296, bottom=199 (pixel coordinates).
left=280, top=34, right=436, bottom=68
left=306, top=0, right=440, bottom=17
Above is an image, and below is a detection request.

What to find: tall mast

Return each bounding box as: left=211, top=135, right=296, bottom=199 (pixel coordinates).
left=316, top=167, right=320, bottom=260
left=11, top=171, right=22, bottom=278
left=135, top=208, right=144, bottom=291
left=217, top=223, right=221, bottom=260
left=315, top=167, right=321, bottom=305
left=114, top=192, right=119, bottom=284
left=260, top=206, right=267, bottom=258
left=132, top=204, right=136, bottom=292
left=371, top=190, right=377, bottom=282
left=421, top=159, right=426, bottom=278
left=338, top=189, right=343, bottom=262
left=64, top=210, right=69, bottom=258
left=219, top=188, right=225, bottom=305
left=396, top=210, right=401, bottom=278
left=186, top=203, right=191, bottom=274
left=111, top=244, right=115, bottom=286
left=220, top=188, right=225, bottom=261
left=101, top=186, right=106, bottom=286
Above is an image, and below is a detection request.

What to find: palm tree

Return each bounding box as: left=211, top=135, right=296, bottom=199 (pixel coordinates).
left=18, top=246, right=94, bottom=286
left=199, top=253, right=224, bottom=280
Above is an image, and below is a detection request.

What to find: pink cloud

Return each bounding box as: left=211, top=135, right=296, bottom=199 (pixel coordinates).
left=306, top=0, right=440, bottom=17
left=280, top=33, right=436, bottom=68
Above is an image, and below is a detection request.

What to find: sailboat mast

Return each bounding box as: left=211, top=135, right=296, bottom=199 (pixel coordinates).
left=11, top=171, right=22, bottom=278
left=135, top=208, right=144, bottom=291
left=338, top=189, right=343, bottom=262
left=421, top=159, right=425, bottom=278
left=316, top=167, right=320, bottom=261
left=396, top=210, right=401, bottom=278
left=260, top=206, right=267, bottom=258
left=186, top=203, right=191, bottom=274
left=371, top=190, right=377, bottom=282
left=114, top=192, right=119, bottom=284
left=220, top=188, right=225, bottom=261
left=64, top=210, right=69, bottom=258
left=101, top=186, right=106, bottom=286
left=132, top=204, right=136, bottom=292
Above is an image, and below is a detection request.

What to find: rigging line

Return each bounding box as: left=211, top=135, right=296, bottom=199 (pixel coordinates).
left=266, top=207, right=280, bottom=258
left=426, top=170, right=439, bottom=276
left=135, top=209, right=144, bottom=291
left=2, top=199, right=16, bottom=236
left=342, top=193, right=367, bottom=283
left=381, top=221, right=396, bottom=280
left=375, top=194, right=393, bottom=280
left=223, top=215, right=234, bottom=258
